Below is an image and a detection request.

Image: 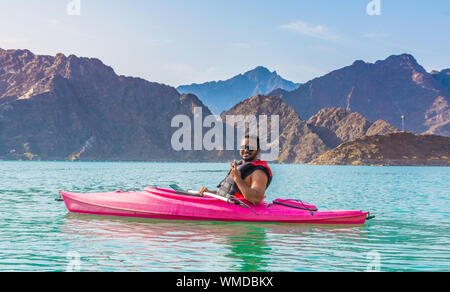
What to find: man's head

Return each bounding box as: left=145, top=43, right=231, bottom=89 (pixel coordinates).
left=239, top=135, right=260, bottom=162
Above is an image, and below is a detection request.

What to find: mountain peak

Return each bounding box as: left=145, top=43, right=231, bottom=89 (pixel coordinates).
left=377, top=53, right=421, bottom=68
left=221, top=94, right=330, bottom=163
left=391, top=53, right=416, bottom=61
left=0, top=48, right=214, bottom=162
left=177, top=66, right=299, bottom=114
left=245, top=66, right=271, bottom=73
left=430, top=68, right=450, bottom=96
left=243, top=66, right=274, bottom=80
left=273, top=53, right=448, bottom=135
left=0, top=48, right=33, bottom=55
left=352, top=60, right=367, bottom=66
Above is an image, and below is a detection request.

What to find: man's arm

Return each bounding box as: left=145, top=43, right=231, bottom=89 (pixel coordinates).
left=234, top=170, right=268, bottom=206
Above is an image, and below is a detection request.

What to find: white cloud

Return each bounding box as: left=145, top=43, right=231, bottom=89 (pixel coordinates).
left=280, top=21, right=340, bottom=41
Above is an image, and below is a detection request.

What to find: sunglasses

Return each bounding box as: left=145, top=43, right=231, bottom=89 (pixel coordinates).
left=239, top=145, right=258, bottom=151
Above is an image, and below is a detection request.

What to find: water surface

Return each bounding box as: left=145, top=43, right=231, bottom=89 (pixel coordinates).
left=0, top=162, right=448, bottom=271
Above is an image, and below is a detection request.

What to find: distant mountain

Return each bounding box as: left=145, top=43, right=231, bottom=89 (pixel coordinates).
left=426, top=69, right=450, bottom=135
left=0, top=48, right=214, bottom=161
left=177, top=66, right=299, bottom=114
left=219, top=96, right=398, bottom=163
left=220, top=95, right=329, bottom=163
left=0, top=48, right=444, bottom=166
left=431, top=69, right=450, bottom=92
left=306, top=107, right=399, bottom=148
left=310, top=132, right=450, bottom=166
left=271, top=54, right=450, bottom=136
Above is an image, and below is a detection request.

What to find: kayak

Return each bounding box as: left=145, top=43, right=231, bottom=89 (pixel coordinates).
left=60, top=187, right=372, bottom=224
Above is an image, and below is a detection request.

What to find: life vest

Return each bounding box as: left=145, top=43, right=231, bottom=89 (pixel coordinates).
left=216, top=160, right=272, bottom=200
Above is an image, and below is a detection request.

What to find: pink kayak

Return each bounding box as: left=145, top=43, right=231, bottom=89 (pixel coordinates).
left=60, top=187, right=372, bottom=224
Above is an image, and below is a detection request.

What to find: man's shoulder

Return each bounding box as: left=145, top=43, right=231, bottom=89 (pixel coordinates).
left=250, top=168, right=269, bottom=179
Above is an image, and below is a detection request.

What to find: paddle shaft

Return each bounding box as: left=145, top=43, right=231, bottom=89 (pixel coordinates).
left=185, top=189, right=258, bottom=215
left=185, top=190, right=231, bottom=203
left=170, top=184, right=258, bottom=215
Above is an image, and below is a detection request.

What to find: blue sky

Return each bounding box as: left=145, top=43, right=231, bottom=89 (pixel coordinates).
left=0, top=0, right=449, bottom=86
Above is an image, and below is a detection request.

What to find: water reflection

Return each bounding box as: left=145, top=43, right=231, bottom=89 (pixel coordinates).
left=223, top=225, right=270, bottom=271
left=60, top=214, right=370, bottom=271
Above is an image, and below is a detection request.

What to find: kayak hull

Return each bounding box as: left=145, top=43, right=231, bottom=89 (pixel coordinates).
left=60, top=187, right=370, bottom=224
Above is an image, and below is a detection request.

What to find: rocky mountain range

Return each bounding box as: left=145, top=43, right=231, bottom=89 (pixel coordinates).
left=310, top=132, right=450, bottom=166
left=0, top=48, right=214, bottom=161
left=0, top=48, right=447, bottom=165
left=431, top=69, right=450, bottom=92
left=220, top=95, right=329, bottom=163
left=306, top=107, right=399, bottom=148
left=219, top=95, right=399, bottom=163
left=271, top=54, right=450, bottom=136
left=177, top=66, right=299, bottom=114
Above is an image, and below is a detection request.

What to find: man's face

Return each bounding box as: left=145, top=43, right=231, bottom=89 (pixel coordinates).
left=239, top=138, right=259, bottom=162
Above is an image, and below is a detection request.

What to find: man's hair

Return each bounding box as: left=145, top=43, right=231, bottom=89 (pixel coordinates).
left=244, top=134, right=260, bottom=150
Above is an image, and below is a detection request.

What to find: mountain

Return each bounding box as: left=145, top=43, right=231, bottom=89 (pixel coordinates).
left=306, top=107, right=399, bottom=148
left=177, top=66, right=299, bottom=114
left=0, top=48, right=214, bottom=161
left=220, top=95, right=329, bottom=163
left=218, top=96, right=398, bottom=163
left=0, top=48, right=443, bottom=166
left=270, top=54, right=450, bottom=136
left=310, top=132, right=450, bottom=166
left=426, top=69, right=450, bottom=136
left=431, top=69, right=450, bottom=92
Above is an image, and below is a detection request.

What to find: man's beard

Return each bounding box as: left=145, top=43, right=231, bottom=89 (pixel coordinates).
left=241, top=151, right=258, bottom=162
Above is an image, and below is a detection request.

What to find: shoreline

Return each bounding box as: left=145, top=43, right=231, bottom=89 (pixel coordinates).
left=1, top=159, right=448, bottom=167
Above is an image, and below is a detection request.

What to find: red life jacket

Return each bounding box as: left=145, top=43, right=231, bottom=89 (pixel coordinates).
left=216, top=160, right=272, bottom=200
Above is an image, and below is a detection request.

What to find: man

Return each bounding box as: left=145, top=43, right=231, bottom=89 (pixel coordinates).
left=199, top=135, right=272, bottom=206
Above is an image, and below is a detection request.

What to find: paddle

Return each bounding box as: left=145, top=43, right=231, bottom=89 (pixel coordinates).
left=55, top=192, right=64, bottom=201
left=169, top=184, right=258, bottom=215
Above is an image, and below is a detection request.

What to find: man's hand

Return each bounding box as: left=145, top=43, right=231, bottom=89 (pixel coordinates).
left=199, top=187, right=210, bottom=197
left=199, top=187, right=218, bottom=196
left=229, top=160, right=242, bottom=183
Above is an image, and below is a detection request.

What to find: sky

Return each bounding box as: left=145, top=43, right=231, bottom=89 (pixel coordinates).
left=0, top=0, right=449, bottom=87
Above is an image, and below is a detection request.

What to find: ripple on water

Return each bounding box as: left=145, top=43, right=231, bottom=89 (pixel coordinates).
left=0, top=162, right=449, bottom=271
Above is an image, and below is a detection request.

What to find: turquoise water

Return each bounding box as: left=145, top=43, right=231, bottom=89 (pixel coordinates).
left=0, top=161, right=449, bottom=272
